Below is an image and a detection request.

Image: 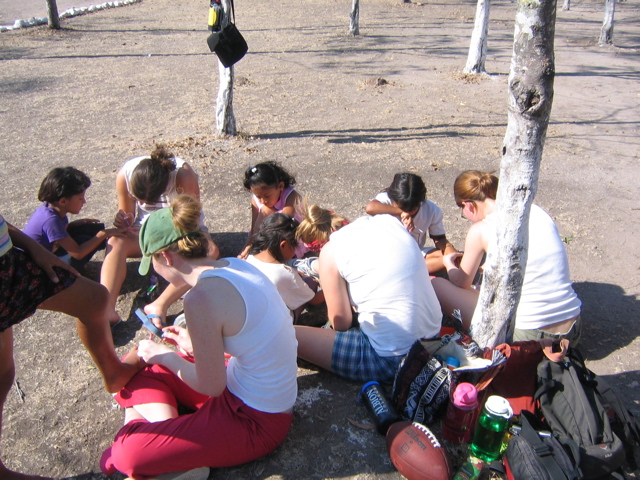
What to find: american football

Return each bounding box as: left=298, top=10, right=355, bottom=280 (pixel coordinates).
left=386, top=421, right=451, bottom=480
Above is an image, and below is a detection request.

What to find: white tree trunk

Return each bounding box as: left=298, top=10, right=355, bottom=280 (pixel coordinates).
left=216, top=63, right=236, bottom=135
left=470, top=0, right=557, bottom=348
left=561, top=0, right=570, bottom=12
left=46, top=0, right=61, bottom=29
left=599, top=0, right=615, bottom=46
left=215, top=0, right=237, bottom=135
left=349, top=0, right=360, bottom=36
left=464, top=0, right=490, bottom=74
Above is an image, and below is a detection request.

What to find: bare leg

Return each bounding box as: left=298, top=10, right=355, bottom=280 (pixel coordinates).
left=430, top=277, right=479, bottom=331
left=131, top=403, right=178, bottom=424
left=100, top=235, right=141, bottom=324
left=425, top=250, right=446, bottom=274
left=0, top=329, right=53, bottom=480
left=294, top=325, right=336, bottom=372
left=144, top=236, right=219, bottom=327
left=39, top=277, right=142, bottom=393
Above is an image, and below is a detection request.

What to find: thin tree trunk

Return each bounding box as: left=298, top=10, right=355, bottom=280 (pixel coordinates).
left=470, top=0, right=557, bottom=348
left=216, top=63, right=236, bottom=135
left=561, top=0, right=570, bottom=12
left=599, top=0, right=615, bottom=46
left=215, top=0, right=237, bottom=135
left=464, top=0, right=490, bottom=74
left=349, top=0, right=360, bottom=36
left=46, top=0, right=61, bottom=29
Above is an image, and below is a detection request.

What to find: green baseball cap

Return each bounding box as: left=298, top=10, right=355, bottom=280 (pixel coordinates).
left=138, top=207, right=186, bottom=276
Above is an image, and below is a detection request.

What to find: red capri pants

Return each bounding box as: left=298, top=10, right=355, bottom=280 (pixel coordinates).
left=100, top=363, right=293, bottom=479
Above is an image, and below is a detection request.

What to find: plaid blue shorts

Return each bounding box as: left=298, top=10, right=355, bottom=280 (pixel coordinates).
left=331, top=327, right=404, bottom=384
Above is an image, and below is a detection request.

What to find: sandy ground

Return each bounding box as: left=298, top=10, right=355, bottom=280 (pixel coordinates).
left=0, top=0, right=639, bottom=478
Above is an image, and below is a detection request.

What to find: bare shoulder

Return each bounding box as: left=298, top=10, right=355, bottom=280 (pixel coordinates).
left=175, top=163, right=200, bottom=198
left=187, top=273, right=246, bottom=335
left=285, top=188, right=302, bottom=206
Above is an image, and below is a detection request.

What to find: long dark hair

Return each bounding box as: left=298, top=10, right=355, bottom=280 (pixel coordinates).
left=243, top=161, right=296, bottom=191
left=385, top=172, right=427, bottom=213
left=130, top=145, right=177, bottom=203
left=249, top=213, right=299, bottom=263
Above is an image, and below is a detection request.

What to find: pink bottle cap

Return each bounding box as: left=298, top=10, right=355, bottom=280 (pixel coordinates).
left=453, top=382, right=478, bottom=409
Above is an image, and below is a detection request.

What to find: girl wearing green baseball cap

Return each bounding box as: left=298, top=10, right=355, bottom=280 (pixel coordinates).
left=101, top=195, right=298, bottom=480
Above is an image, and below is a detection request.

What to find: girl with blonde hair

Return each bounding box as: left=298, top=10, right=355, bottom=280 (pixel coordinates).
left=101, top=195, right=297, bottom=479
left=288, top=203, right=348, bottom=280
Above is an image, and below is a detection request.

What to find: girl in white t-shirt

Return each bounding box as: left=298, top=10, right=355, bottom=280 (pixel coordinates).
left=366, top=172, right=456, bottom=273
left=246, top=213, right=323, bottom=321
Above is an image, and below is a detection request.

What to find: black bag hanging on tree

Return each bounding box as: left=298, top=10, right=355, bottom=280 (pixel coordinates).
left=206, top=0, right=248, bottom=68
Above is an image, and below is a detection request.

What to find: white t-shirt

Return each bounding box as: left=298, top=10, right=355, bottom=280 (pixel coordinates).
left=471, top=205, right=582, bottom=330
left=197, top=258, right=298, bottom=413
left=374, top=192, right=446, bottom=248
left=246, top=255, right=314, bottom=314
left=330, top=214, right=442, bottom=357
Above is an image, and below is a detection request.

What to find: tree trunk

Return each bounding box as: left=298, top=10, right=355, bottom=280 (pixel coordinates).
left=561, top=0, right=570, bottom=12
left=46, top=0, right=61, bottom=29
left=470, top=0, right=557, bottom=348
left=599, top=0, right=615, bottom=46
left=349, top=0, right=360, bottom=36
left=463, top=0, right=490, bottom=74
left=215, top=0, right=237, bottom=135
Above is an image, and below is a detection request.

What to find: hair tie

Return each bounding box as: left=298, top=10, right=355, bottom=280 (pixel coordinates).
left=251, top=167, right=258, bottom=174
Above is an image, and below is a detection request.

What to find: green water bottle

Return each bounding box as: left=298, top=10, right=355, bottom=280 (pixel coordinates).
left=469, top=395, right=513, bottom=462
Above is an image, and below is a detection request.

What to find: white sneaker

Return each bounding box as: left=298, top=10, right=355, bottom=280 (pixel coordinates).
left=289, top=257, right=319, bottom=280
left=150, top=466, right=210, bottom=480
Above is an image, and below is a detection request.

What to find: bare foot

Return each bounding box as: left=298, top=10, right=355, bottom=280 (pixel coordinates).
left=103, top=347, right=147, bottom=393
left=143, top=301, right=167, bottom=328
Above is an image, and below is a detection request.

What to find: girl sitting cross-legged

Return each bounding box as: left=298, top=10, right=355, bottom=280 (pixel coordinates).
left=101, top=195, right=298, bottom=480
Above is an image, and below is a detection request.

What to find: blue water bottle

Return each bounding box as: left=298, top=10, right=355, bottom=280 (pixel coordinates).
left=359, top=381, right=401, bottom=435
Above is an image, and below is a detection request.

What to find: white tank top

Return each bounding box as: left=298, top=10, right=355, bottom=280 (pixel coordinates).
left=198, top=258, right=298, bottom=413
left=473, top=205, right=581, bottom=330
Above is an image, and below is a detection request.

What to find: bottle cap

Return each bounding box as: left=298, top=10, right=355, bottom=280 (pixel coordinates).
left=484, top=395, right=513, bottom=419
left=446, top=356, right=460, bottom=369
left=453, top=382, right=478, bottom=408
left=358, top=381, right=380, bottom=405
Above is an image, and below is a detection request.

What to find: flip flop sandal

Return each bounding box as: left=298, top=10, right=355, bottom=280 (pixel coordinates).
left=135, top=309, right=164, bottom=338
left=146, top=313, right=168, bottom=327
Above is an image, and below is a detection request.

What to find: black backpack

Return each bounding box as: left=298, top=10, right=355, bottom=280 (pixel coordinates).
left=503, top=411, right=582, bottom=480
left=535, top=348, right=630, bottom=479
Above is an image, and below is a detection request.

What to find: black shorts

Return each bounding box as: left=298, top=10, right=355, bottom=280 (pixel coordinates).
left=0, top=248, right=76, bottom=332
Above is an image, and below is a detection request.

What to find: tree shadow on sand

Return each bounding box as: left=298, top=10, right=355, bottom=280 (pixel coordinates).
left=574, top=281, right=640, bottom=361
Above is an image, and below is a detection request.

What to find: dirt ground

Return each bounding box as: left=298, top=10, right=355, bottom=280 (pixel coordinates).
left=0, top=0, right=639, bottom=478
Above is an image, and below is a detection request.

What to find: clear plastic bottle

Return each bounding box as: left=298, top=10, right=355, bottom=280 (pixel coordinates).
left=469, top=395, right=513, bottom=462
left=145, top=275, right=159, bottom=302
left=442, top=382, right=479, bottom=444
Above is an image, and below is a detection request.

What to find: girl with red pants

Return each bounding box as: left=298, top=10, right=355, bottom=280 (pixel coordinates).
left=100, top=195, right=298, bottom=480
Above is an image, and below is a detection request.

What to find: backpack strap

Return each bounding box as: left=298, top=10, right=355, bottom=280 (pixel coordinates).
left=519, top=413, right=572, bottom=480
